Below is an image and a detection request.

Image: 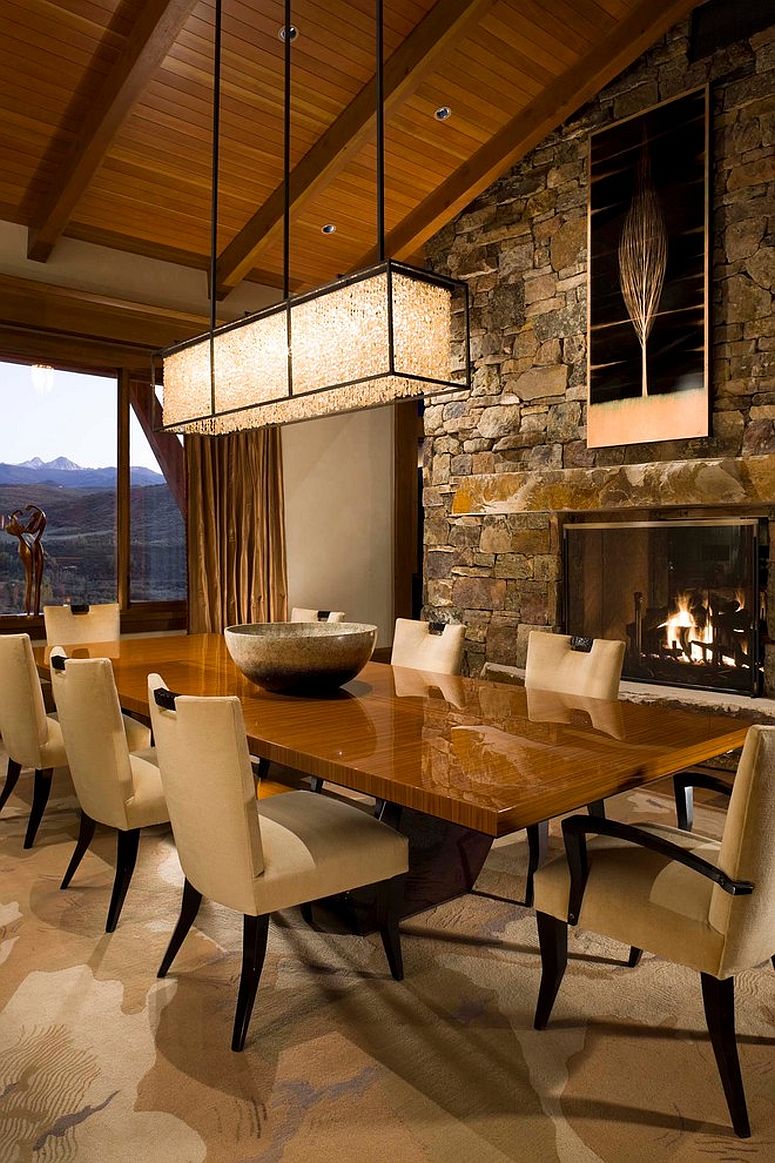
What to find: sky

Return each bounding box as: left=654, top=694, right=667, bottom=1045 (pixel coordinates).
left=0, top=361, right=160, bottom=470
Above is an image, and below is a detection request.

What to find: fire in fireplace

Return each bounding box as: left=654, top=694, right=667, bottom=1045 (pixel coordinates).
left=564, top=518, right=767, bottom=696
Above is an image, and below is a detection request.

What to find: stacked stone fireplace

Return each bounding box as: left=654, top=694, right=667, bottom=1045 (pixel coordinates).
left=420, top=18, right=774, bottom=699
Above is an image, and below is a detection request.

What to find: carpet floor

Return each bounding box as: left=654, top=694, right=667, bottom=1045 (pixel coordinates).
left=1, top=753, right=774, bottom=1162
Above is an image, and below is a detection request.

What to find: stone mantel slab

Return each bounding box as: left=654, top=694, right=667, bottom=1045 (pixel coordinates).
left=451, top=455, right=775, bottom=516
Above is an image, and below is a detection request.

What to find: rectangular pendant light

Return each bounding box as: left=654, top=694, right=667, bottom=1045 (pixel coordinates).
left=159, top=261, right=470, bottom=434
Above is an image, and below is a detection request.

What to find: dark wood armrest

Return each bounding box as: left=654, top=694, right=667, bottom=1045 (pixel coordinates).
left=561, top=815, right=753, bottom=926
left=153, top=686, right=180, bottom=710
left=673, top=767, right=733, bottom=830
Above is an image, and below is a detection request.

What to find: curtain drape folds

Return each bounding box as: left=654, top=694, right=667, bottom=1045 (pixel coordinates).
left=186, top=427, right=288, bottom=633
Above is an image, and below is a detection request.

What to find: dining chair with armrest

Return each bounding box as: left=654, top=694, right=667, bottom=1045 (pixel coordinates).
left=532, top=724, right=775, bottom=1138
left=522, top=630, right=626, bottom=904
left=50, top=650, right=167, bottom=931
left=0, top=633, right=68, bottom=847
left=147, top=674, right=409, bottom=1052
left=43, top=601, right=120, bottom=645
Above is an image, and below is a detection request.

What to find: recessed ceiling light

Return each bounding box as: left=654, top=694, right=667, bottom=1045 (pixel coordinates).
left=321, top=223, right=336, bottom=234
left=278, top=25, right=298, bottom=42
left=434, top=106, right=452, bottom=121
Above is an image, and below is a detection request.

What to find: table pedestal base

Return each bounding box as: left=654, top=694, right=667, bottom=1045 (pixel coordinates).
left=308, top=804, right=494, bottom=933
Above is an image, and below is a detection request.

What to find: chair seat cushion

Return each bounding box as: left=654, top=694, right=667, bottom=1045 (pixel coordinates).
left=125, top=748, right=169, bottom=829
left=249, top=791, right=409, bottom=914
left=533, top=822, right=726, bottom=975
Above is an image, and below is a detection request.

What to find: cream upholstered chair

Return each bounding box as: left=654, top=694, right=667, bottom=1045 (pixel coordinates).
left=391, top=618, right=465, bottom=675
left=148, top=673, right=409, bottom=1051
left=0, top=634, right=69, bottom=847
left=525, top=631, right=625, bottom=701
left=50, top=650, right=165, bottom=931
left=291, top=607, right=345, bottom=623
left=522, top=630, right=626, bottom=905
left=532, top=725, right=775, bottom=1139
left=43, top=601, right=120, bottom=645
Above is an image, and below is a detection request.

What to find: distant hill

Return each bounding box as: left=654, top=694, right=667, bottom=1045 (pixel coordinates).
left=0, top=457, right=163, bottom=489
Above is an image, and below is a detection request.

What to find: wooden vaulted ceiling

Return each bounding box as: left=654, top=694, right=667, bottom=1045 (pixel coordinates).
left=0, top=0, right=700, bottom=336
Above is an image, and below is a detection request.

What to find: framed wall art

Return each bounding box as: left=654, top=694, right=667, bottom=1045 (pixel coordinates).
left=587, top=87, right=709, bottom=449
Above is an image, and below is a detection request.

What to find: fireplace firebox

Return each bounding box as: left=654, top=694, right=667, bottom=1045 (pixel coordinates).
left=564, top=519, right=767, bottom=696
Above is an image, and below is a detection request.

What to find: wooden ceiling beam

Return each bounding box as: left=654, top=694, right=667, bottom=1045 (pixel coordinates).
left=26, top=0, right=197, bottom=263
left=360, top=0, right=701, bottom=265
left=215, top=0, right=496, bottom=297
left=0, top=273, right=209, bottom=350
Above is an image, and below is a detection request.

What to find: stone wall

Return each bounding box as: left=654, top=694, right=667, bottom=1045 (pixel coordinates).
left=423, top=16, right=775, bottom=684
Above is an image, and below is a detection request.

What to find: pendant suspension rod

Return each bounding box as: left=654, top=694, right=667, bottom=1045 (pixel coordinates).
left=376, top=0, right=385, bottom=263
left=283, top=0, right=292, bottom=300
left=208, top=0, right=223, bottom=412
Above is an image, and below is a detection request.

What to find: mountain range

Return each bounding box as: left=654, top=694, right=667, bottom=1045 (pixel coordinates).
left=0, top=457, right=164, bottom=489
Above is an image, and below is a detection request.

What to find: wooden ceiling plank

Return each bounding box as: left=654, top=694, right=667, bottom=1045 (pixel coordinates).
left=26, top=0, right=198, bottom=263
left=368, top=0, right=700, bottom=265
left=215, top=0, right=497, bottom=296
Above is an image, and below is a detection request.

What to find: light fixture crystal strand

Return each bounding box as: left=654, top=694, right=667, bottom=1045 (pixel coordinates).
left=158, top=0, right=470, bottom=434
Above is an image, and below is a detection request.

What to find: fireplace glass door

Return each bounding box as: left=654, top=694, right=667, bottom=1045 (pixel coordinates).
left=564, top=520, right=762, bottom=695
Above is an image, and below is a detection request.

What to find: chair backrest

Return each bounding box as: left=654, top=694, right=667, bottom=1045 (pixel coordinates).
left=710, top=725, right=775, bottom=974
left=390, top=619, right=465, bottom=675
left=525, top=631, right=624, bottom=701
left=43, top=602, right=120, bottom=646
left=0, top=633, right=50, bottom=768
left=290, top=607, right=345, bottom=623
left=49, top=651, right=134, bottom=829
left=147, top=674, right=264, bottom=914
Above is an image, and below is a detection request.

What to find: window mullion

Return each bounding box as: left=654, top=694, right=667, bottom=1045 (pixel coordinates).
left=117, top=368, right=130, bottom=611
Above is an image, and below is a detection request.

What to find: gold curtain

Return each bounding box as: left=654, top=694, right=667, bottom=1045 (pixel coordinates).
left=186, top=427, right=288, bottom=633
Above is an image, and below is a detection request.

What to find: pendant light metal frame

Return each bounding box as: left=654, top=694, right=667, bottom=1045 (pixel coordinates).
left=157, top=0, right=470, bottom=434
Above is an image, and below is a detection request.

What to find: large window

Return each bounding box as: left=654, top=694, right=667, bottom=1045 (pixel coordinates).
left=0, top=361, right=185, bottom=621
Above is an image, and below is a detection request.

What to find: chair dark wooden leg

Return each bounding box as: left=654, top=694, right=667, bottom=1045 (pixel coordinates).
left=231, top=914, right=270, bottom=1052
left=771, top=955, right=775, bottom=971
left=158, top=878, right=203, bottom=977
left=587, top=800, right=606, bottom=818
left=310, top=777, right=324, bottom=794
left=375, top=873, right=406, bottom=981
left=299, top=902, right=314, bottom=925
left=524, top=820, right=549, bottom=907
left=534, top=911, right=568, bottom=1030
left=627, top=946, right=642, bottom=968
left=60, top=812, right=97, bottom=888
left=700, top=972, right=751, bottom=1138
left=0, top=757, right=22, bottom=813
left=674, top=777, right=694, bottom=831
left=23, top=768, right=53, bottom=848
left=105, top=828, right=141, bottom=932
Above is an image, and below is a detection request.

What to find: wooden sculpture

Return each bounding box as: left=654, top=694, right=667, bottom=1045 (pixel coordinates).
left=5, top=504, right=47, bottom=616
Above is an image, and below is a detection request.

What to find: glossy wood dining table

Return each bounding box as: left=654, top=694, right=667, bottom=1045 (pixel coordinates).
left=35, top=632, right=752, bottom=837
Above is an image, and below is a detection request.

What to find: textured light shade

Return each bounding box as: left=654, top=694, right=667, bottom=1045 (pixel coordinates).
left=160, top=261, right=469, bottom=433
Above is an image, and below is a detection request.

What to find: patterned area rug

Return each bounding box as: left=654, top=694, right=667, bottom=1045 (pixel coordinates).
left=1, top=752, right=774, bottom=1162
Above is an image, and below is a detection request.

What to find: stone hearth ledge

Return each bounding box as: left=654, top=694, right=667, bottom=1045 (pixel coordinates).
left=451, top=455, right=775, bottom=515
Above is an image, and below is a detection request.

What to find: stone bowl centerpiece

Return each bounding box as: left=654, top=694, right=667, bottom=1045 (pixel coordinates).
left=224, top=621, right=377, bottom=693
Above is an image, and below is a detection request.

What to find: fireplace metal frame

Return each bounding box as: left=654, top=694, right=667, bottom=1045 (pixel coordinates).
left=562, top=517, right=764, bottom=697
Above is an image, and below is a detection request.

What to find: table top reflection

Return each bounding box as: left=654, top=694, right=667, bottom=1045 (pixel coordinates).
left=35, top=633, right=752, bottom=837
